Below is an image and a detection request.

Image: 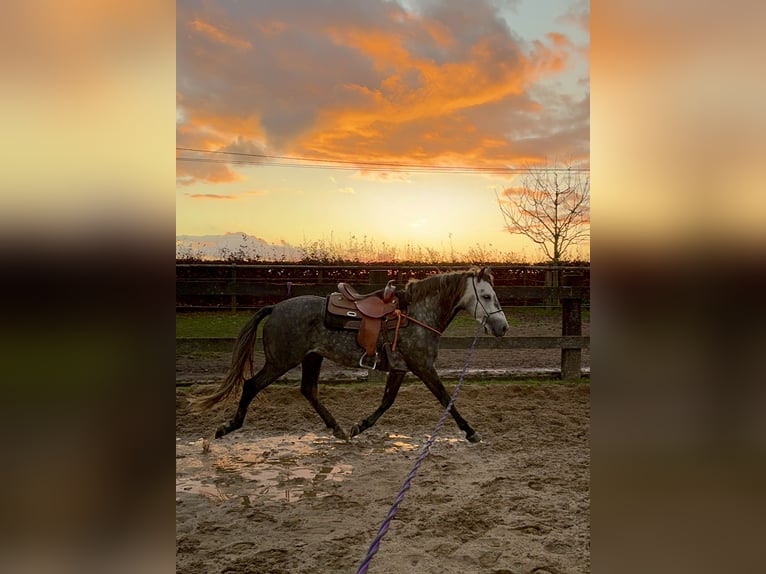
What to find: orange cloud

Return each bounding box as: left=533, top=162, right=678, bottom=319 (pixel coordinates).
left=176, top=138, right=246, bottom=185
left=292, top=19, right=574, bottom=166
left=178, top=90, right=265, bottom=146
left=422, top=19, right=453, bottom=49
left=187, top=193, right=237, bottom=200
left=352, top=170, right=412, bottom=183
left=176, top=0, right=587, bottom=182
left=547, top=32, right=573, bottom=48
left=189, top=18, right=252, bottom=50
left=176, top=164, right=244, bottom=186
left=328, top=27, right=411, bottom=71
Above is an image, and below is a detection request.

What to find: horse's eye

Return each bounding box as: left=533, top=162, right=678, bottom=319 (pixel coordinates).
left=482, top=294, right=491, bottom=300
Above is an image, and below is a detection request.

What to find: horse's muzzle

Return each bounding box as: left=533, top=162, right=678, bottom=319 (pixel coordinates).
left=484, top=317, right=509, bottom=337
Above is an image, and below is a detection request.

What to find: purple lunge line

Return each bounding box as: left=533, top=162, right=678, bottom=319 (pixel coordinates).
left=355, top=319, right=486, bottom=574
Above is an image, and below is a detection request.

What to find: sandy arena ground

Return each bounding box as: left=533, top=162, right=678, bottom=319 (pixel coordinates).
left=176, top=376, right=589, bottom=573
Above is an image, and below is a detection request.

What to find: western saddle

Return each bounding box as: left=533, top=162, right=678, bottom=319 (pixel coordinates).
left=325, top=279, right=399, bottom=369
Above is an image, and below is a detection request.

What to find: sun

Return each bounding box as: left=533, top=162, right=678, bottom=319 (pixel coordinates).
left=409, top=217, right=429, bottom=231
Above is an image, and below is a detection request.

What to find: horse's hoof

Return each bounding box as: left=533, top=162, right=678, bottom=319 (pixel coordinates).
left=349, top=424, right=361, bottom=438
left=214, top=426, right=227, bottom=439
left=333, top=427, right=349, bottom=441
left=466, top=431, right=482, bottom=443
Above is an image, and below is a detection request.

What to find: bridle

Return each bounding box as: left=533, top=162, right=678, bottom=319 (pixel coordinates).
left=470, top=275, right=504, bottom=323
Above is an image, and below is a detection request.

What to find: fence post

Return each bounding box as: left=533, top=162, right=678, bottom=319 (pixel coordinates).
left=230, top=265, right=237, bottom=312
left=560, top=297, right=582, bottom=379
left=545, top=267, right=560, bottom=309
left=368, top=269, right=390, bottom=384
left=368, top=268, right=389, bottom=288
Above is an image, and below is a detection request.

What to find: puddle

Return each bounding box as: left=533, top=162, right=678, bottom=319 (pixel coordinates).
left=434, top=437, right=461, bottom=445
left=176, top=431, right=461, bottom=503
left=385, top=441, right=417, bottom=453
left=176, top=433, right=353, bottom=503
left=382, top=432, right=462, bottom=453
left=383, top=433, right=417, bottom=454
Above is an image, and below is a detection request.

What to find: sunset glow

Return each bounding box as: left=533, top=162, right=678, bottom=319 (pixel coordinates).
left=176, top=0, right=590, bottom=261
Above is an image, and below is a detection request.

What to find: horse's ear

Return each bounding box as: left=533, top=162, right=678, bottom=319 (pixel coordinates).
left=477, top=266, right=488, bottom=282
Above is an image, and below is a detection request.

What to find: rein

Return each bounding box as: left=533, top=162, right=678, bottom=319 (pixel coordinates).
left=390, top=274, right=500, bottom=352
left=390, top=309, right=441, bottom=351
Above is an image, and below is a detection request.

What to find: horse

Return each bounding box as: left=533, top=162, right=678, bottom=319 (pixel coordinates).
left=195, top=266, right=509, bottom=443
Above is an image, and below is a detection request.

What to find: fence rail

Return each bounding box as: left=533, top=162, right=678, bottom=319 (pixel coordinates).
left=176, top=281, right=589, bottom=301
left=176, top=336, right=590, bottom=353
left=176, top=263, right=589, bottom=309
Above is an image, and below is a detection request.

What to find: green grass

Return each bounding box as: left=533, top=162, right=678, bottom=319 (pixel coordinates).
left=176, top=306, right=588, bottom=338
left=505, top=305, right=590, bottom=321
left=176, top=311, right=255, bottom=338
left=175, top=310, right=508, bottom=338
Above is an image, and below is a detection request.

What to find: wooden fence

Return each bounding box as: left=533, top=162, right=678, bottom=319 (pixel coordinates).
left=176, top=264, right=590, bottom=379
left=176, top=263, right=589, bottom=308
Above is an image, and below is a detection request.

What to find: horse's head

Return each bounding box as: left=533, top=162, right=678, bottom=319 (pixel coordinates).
left=462, top=267, right=509, bottom=337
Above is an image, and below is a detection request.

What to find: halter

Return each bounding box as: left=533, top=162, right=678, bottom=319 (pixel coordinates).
left=470, top=275, right=504, bottom=321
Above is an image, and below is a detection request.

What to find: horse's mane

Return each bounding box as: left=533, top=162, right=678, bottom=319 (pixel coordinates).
left=402, top=266, right=492, bottom=307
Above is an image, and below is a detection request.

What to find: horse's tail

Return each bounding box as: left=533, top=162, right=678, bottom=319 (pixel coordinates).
left=192, top=306, right=274, bottom=411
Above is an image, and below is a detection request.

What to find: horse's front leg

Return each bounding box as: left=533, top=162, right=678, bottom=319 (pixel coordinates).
left=410, top=364, right=481, bottom=443
left=300, top=352, right=348, bottom=441
left=349, top=370, right=406, bottom=438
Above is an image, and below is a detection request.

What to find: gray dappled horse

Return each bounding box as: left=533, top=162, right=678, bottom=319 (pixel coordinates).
left=196, top=267, right=509, bottom=442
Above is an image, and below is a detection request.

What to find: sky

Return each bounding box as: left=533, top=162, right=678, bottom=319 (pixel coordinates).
left=176, top=0, right=589, bottom=261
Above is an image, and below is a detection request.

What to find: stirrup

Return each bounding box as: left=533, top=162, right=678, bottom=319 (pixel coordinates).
left=359, top=352, right=378, bottom=370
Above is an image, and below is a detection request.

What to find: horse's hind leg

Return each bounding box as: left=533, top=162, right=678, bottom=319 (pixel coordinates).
left=215, top=363, right=286, bottom=438
left=300, top=352, right=348, bottom=441
left=411, top=365, right=481, bottom=443
left=349, top=370, right=406, bottom=438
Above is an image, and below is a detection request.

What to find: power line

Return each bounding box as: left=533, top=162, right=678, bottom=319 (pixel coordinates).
left=176, top=146, right=590, bottom=175
left=177, top=156, right=544, bottom=175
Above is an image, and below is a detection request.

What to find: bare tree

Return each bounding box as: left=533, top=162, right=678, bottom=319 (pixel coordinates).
left=496, top=163, right=590, bottom=265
